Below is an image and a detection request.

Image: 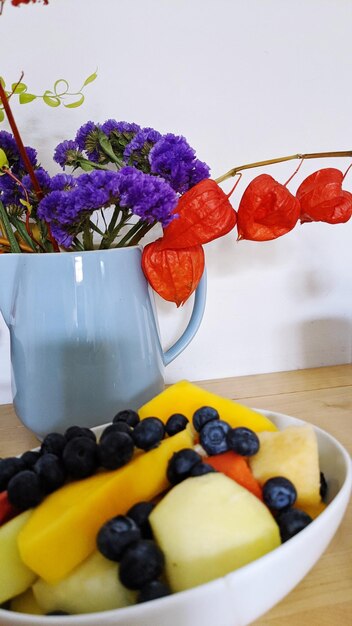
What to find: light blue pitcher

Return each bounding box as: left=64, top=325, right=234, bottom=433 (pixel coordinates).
left=0, top=247, right=206, bottom=439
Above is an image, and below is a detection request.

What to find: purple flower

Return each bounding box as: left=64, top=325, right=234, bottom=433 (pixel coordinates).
left=101, top=120, right=140, bottom=137
left=117, top=166, right=178, bottom=226
left=0, top=131, right=38, bottom=175
left=54, top=140, right=82, bottom=169
left=75, top=121, right=105, bottom=163
left=149, top=133, right=210, bottom=194
left=0, top=171, right=23, bottom=209
left=50, top=173, right=77, bottom=191
left=22, top=168, right=52, bottom=194
left=123, top=127, right=162, bottom=171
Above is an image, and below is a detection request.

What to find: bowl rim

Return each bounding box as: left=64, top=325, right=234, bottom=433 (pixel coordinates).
left=1, top=408, right=351, bottom=624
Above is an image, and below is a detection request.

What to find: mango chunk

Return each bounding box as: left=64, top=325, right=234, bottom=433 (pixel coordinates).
left=18, top=426, right=193, bottom=584
left=139, top=380, right=277, bottom=432
left=0, top=511, right=37, bottom=604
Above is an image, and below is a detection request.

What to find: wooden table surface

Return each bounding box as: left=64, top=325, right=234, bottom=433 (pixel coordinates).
left=0, top=364, right=351, bottom=625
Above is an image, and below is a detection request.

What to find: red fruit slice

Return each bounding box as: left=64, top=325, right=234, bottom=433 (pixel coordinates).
left=142, top=239, right=205, bottom=307
left=0, top=491, right=19, bottom=526
left=206, top=451, right=263, bottom=500
left=296, top=168, right=352, bottom=224
left=237, top=174, right=301, bottom=241
left=159, top=179, right=237, bottom=249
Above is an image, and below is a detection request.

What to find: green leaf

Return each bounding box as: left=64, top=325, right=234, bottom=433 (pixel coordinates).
left=64, top=94, right=85, bottom=109
left=19, top=93, right=37, bottom=104
left=0, top=201, right=21, bottom=253
left=54, top=79, right=69, bottom=96
left=79, top=160, right=94, bottom=171
left=98, top=134, right=123, bottom=166
left=0, top=77, right=5, bottom=88
left=0, top=109, right=4, bottom=123
left=43, top=90, right=60, bottom=107
left=9, top=216, right=37, bottom=251
left=11, top=82, right=27, bottom=94
left=82, top=71, right=98, bottom=87
left=0, top=148, right=9, bottom=170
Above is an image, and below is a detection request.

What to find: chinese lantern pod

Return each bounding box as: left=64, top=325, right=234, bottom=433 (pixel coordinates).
left=296, top=168, right=352, bottom=224
left=142, top=239, right=205, bottom=307
left=159, top=179, right=237, bottom=250
left=237, top=174, right=301, bottom=241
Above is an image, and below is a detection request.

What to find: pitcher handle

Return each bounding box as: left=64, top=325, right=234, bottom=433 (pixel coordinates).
left=163, top=269, right=207, bottom=366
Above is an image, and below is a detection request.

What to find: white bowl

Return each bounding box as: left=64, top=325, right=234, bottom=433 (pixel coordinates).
left=1, top=410, right=351, bottom=626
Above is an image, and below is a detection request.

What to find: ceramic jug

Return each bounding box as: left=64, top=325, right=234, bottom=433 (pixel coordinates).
left=0, top=247, right=206, bottom=439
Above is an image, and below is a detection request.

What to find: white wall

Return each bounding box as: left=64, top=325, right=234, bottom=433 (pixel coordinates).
left=1, top=0, right=351, bottom=403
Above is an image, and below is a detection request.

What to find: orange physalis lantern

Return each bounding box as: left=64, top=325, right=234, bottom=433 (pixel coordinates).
left=159, top=179, right=237, bottom=250
left=296, top=168, right=352, bottom=224
left=236, top=174, right=301, bottom=241
left=142, top=239, right=205, bottom=307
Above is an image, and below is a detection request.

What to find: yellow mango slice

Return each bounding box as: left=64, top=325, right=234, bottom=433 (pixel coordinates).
left=18, top=426, right=193, bottom=584
left=139, top=380, right=277, bottom=432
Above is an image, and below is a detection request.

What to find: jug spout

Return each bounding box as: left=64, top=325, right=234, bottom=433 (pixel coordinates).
left=0, top=253, right=19, bottom=325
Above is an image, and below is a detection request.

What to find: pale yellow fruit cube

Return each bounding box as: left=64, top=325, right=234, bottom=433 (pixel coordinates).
left=150, top=473, right=281, bottom=593
left=0, top=511, right=37, bottom=604
left=249, top=425, right=321, bottom=508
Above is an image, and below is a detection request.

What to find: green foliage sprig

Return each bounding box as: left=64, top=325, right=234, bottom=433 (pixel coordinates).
left=0, top=70, right=98, bottom=122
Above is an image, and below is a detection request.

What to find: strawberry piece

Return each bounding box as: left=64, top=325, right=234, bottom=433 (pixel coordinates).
left=0, top=490, right=19, bottom=525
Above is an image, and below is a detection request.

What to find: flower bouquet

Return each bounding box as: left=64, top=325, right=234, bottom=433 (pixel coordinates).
left=0, top=82, right=351, bottom=307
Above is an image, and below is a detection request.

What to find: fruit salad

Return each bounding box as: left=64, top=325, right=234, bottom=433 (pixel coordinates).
left=0, top=380, right=327, bottom=616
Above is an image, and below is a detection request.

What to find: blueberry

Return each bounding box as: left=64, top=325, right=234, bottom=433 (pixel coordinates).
left=226, top=427, right=260, bottom=456
left=100, top=422, right=132, bottom=442
left=119, top=540, right=165, bottom=590
left=167, top=448, right=202, bottom=485
left=97, top=515, right=141, bottom=561
left=199, top=419, right=231, bottom=456
left=40, top=433, right=66, bottom=458
left=34, top=454, right=66, bottom=494
left=132, top=418, right=165, bottom=451
left=98, top=432, right=134, bottom=470
left=320, top=471, right=328, bottom=501
left=262, top=477, right=297, bottom=511
left=277, top=508, right=313, bottom=542
left=7, top=470, right=44, bottom=510
left=189, top=462, right=216, bottom=477
left=64, top=426, right=96, bottom=443
left=113, top=409, right=140, bottom=427
left=137, top=579, right=171, bottom=603
left=0, top=457, right=26, bottom=491
left=127, top=501, right=155, bottom=539
left=21, top=450, right=41, bottom=469
left=192, top=406, right=219, bottom=433
left=62, top=437, right=98, bottom=479
left=165, top=413, right=189, bottom=437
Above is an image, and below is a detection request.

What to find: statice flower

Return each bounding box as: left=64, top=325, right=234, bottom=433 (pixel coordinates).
left=0, top=130, right=37, bottom=175
left=149, top=133, right=210, bottom=194
left=101, top=119, right=141, bottom=162
left=117, top=166, right=178, bottom=226
left=54, top=140, right=82, bottom=169
left=50, top=173, right=77, bottom=191
left=0, top=171, right=23, bottom=213
left=22, top=167, right=52, bottom=195
left=75, top=121, right=107, bottom=164
left=123, top=127, right=162, bottom=172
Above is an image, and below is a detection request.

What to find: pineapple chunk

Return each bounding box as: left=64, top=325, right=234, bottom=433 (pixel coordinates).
left=18, top=426, right=194, bottom=584
left=150, top=473, right=281, bottom=593
left=10, top=588, right=44, bottom=615
left=139, top=380, right=277, bottom=432
left=0, top=511, right=37, bottom=604
left=33, top=552, right=134, bottom=615
left=249, top=425, right=321, bottom=508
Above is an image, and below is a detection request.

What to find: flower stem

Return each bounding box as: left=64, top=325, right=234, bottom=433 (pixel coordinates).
left=215, top=150, right=352, bottom=184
